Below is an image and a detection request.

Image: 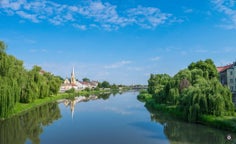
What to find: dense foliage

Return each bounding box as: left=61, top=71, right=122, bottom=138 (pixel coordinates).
left=0, top=102, right=61, bottom=144
left=0, top=41, right=62, bottom=117
left=146, top=59, right=234, bottom=122
left=82, top=77, right=90, bottom=82
left=148, top=108, right=234, bottom=144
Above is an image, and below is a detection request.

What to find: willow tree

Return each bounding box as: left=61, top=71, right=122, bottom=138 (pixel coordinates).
left=146, top=58, right=235, bottom=122
left=0, top=40, right=62, bottom=117
left=178, top=60, right=234, bottom=121
left=0, top=41, right=20, bottom=117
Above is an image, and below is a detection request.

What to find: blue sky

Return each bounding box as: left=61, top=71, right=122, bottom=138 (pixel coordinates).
left=0, top=0, right=236, bottom=85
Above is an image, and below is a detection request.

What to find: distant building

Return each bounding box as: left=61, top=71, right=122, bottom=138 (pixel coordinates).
left=70, top=67, right=77, bottom=85
left=217, top=62, right=236, bottom=92
left=217, top=62, right=236, bottom=104
left=39, top=70, right=46, bottom=75
left=81, top=81, right=99, bottom=89
left=60, top=67, right=98, bottom=92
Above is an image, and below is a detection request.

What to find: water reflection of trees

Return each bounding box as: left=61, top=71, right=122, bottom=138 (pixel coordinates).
left=60, top=93, right=114, bottom=118
left=0, top=102, right=61, bottom=144
left=147, top=107, right=236, bottom=144
left=98, top=93, right=111, bottom=100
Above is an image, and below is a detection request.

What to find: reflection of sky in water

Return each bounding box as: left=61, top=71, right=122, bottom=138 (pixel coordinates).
left=62, top=92, right=149, bottom=117
left=39, top=91, right=169, bottom=144
left=36, top=91, right=235, bottom=144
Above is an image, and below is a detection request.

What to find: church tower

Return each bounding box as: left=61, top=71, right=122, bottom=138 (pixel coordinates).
left=71, top=67, right=76, bottom=85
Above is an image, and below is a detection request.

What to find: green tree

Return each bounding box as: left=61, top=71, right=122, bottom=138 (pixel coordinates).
left=147, top=74, right=171, bottom=103
left=101, top=81, right=110, bottom=88
left=0, top=41, right=63, bottom=117
left=111, top=84, right=118, bottom=89
left=82, top=77, right=90, bottom=82
left=145, top=58, right=235, bottom=122
left=188, top=59, right=218, bottom=80
left=0, top=40, right=6, bottom=53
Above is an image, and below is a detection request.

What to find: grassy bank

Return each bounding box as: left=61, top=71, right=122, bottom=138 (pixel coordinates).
left=138, top=91, right=236, bottom=132
left=200, top=115, right=236, bottom=132
left=4, top=93, right=70, bottom=120
left=2, top=89, right=120, bottom=120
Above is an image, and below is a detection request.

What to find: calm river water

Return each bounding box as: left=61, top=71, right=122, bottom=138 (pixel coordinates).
left=0, top=91, right=235, bottom=144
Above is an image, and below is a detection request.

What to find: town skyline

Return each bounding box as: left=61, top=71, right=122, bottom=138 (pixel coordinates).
left=1, top=0, right=236, bottom=85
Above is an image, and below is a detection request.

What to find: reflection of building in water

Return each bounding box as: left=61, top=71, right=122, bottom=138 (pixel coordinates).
left=70, top=100, right=76, bottom=119
left=60, top=67, right=99, bottom=92
left=63, top=99, right=78, bottom=119
left=61, top=95, right=98, bottom=119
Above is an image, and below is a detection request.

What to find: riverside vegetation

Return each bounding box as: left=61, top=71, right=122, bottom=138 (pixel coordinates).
left=0, top=40, right=129, bottom=119
left=138, top=59, right=236, bottom=132
left=0, top=91, right=121, bottom=144
left=0, top=41, right=62, bottom=118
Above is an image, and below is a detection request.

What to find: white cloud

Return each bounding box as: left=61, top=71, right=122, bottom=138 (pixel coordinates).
left=49, top=15, right=64, bottom=25
left=29, top=49, right=37, bottom=53
left=69, top=6, right=79, bottom=12
left=0, top=0, right=25, bottom=10
left=29, top=48, right=48, bottom=53
left=127, top=67, right=143, bottom=71
left=127, top=6, right=172, bottom=28
left=104, top=60, right=132, bottom=69
left=212, top=0, right=236, bottom=29
left=73, top=24, right=87, bottom=30
left=215, top=59, right=235, bottom=66
left=23, top=38, right=36, bottom=44
left=78, top=1, right=130, bottom=29
left=223, top=47, right=236, bottom=53
left=194, top=49, right=208, bottom=53
left=64, top=13, right=74, bottom=21
left=16, top=11, right=39, bottom=23
left=150, top=56, right=160, bottom=61
left=1, top=0, right=176, bottom=30
left=96, top=71, right=110, bottom=77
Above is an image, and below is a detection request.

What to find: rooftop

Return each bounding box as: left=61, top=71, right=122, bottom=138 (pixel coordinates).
left=217, top=64, right=233, bottom=73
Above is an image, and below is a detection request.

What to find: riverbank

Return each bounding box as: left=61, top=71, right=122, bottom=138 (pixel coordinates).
left=138, top=92, right=236, bottom=132
left=1, top=89, right=123, bottom=120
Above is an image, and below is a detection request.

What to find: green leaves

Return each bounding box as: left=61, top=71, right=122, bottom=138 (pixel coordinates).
left=0, top=41, right=62, bottom=117
left=147, top=58, right=234, bottom=122
left=0, top=40, right=7, bottom=53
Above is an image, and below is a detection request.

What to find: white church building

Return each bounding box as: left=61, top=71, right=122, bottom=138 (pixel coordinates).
left=60, top=67, right=98, bottom=92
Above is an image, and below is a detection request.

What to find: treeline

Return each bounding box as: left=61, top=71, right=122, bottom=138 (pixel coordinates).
left=97, top=81, right=126, bottom=89
left=142, top=59, right=234, bottom=122
left=82, top=78, right=127, bottom=89
left=0, top=41, right=62, bottom=117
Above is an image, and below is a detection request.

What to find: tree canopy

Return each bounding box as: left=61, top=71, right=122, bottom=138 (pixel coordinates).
left=97, top=81, right=111, bottom=88
left=0, top=41, right=62, bottom=117
left=146, top=59, right=234, bottom=122
left=82, top=77, right=90, bottom=82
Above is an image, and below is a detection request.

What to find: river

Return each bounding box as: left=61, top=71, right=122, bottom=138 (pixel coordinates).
left=0, top=91, right=235, bottom=144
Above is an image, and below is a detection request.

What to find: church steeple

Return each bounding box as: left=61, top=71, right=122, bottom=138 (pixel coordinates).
left=71, top=67, right=76, bottom=84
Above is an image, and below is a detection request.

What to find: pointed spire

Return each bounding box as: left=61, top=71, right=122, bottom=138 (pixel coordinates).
left=71, top=66, right=76, bottom=84
left=72, top=66, right=75, bottom=76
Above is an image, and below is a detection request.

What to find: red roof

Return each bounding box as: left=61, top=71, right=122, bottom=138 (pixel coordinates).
left=71, top=83, right=77, bottom=86
left=39, top=70, right=46, bottom=75
left=80, top=82, right=91, bottom=85
left=217, top=64, right=233, bottom=73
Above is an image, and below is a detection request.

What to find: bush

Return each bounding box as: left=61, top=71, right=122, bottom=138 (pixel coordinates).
left=137, top=90, right=152, bottom=101
left=65, top=88, right=75, bottom=93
